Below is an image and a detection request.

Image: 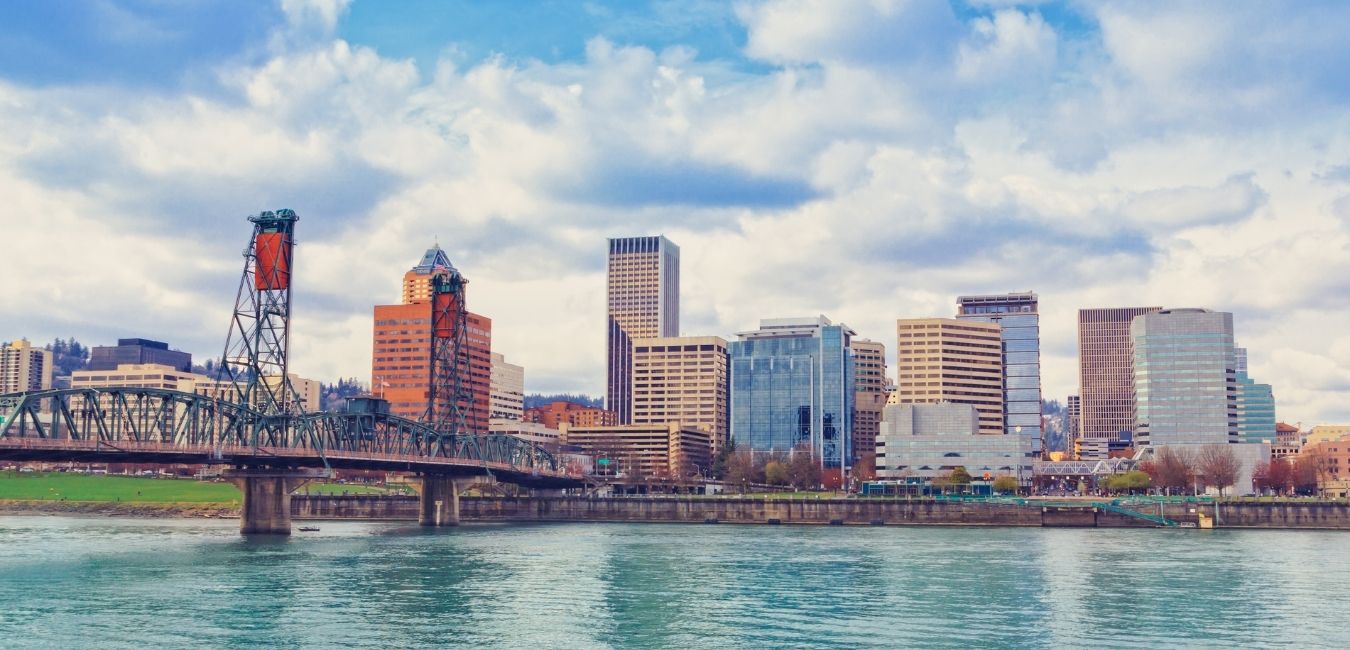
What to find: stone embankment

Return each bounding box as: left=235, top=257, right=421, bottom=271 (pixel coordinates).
left=289, top=495, right=1350, bottom=529
left=0, top=500, right=238, bottom=519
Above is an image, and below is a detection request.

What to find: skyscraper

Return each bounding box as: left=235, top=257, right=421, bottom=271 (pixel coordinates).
left=489, top=352, right=524, bottom=421
left=895, top=318, right=1004, bottom=436
left=956, top=292, right=1042, bottom=453
left=1131, top=308, right=1238, bottom=447
left=730, top=316, right=855, bottom=468
left=372, top=246, right=492, bottom=431
left=1077, top=306, right=1162, bottom=458
left=606, top=236, right=679, bottom=423
left=851, top=338, right=888, bottom=465
left=0, top=340, right=52, bottom=394
left=631, top=336, right=730, bottom=455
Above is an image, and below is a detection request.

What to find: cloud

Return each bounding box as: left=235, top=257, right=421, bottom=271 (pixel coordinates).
left=2, top=0, right=1350, bottom=427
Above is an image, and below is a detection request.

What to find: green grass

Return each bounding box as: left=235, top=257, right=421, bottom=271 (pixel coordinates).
left=0, top=472, right=241, bottom=503
left=0, top=472, right=407, bottom=503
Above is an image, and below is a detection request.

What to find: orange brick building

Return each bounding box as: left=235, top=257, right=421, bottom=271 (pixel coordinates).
left=372, top=246, right=492, bottom=432
left=523, top=400, right=617, bottom=430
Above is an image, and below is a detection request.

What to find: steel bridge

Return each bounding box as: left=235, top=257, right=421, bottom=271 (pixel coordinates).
left=0, top=388, right=574, bottom=486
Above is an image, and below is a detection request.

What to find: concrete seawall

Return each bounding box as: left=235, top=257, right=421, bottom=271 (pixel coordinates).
left=290, top=495, right=1350, bottom=529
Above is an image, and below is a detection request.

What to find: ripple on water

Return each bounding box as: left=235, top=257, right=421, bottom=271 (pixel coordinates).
left=0, top=518, right=1348, bottom=648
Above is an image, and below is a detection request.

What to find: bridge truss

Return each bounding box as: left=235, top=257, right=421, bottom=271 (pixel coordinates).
left=0, top=388, right=564, bottom=482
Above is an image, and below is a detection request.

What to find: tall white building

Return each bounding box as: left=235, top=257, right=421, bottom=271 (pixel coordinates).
left=490, top=352, right=525, bottom=421
left=1, top=340, right=53, bottom=394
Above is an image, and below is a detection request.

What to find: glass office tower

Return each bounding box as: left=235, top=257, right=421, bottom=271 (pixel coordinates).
left=956, top=292, right=1042, bottom=454
left=1131, top=308, right=1238, bottom=446
left=729, top=316, right=855, bottom=469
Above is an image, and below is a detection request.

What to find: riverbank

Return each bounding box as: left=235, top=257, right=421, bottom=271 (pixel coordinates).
left=288, top=495, right=1350, bottom=529
left=0, top=499, right=237, bottom=518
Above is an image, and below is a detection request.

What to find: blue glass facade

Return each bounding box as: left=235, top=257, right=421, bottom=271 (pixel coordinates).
left=1235, top=371, right=1276, bottom=444
left=957, top=293, right=1043, bottom=454
left=729, top=318, right=854, bottom=468
left=1131, top=309, right=1238, bottom=447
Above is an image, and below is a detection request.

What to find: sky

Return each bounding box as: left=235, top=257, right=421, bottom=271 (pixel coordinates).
left=2, top=0, right=1349, bottom=425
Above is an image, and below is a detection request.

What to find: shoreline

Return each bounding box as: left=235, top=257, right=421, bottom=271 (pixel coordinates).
left=0, top=500, right=238, bottom=519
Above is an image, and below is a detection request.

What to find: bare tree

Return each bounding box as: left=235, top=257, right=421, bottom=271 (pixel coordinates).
left=1294, top=447, right=1326, bottom=496
left=724, top=449, right=761, bottom=493
left=1196, top=445, right=1242, bottom=497
left=786, top=444, right=822, bottom=490
left=1153, top=446, right=1195, bottom=495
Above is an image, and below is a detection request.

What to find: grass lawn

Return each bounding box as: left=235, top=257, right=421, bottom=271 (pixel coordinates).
left=0, top=472, right=405, bottom=503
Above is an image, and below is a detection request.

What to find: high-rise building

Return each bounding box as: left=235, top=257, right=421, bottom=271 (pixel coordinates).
left=88, top=338, right=192, bottom=372
left=895, top=318, right=1004, bottom=436
left=729, top=316, right=855, bottom=468
left=606, top=236, right=679, bottom=423
left=1131, top=308, right=1238, bottom=447
left=1235, top=374, right=1276, bottom=445
left=1077, top=306, right=1162, bottom=458
left=956, top=292, right=1042, bottom=453
left=371, top=246, right=492, bottom=431
left=1066, top=395, right=1081, bottom=452
left=631, top=336, right=729, bottom=455
left=0, top=340, right=52, bottom=394
left=489, top=352, right=524, bottom=421
left=851, top=338, right=888, bottom=466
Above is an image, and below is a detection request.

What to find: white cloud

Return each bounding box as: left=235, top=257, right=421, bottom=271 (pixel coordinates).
left=2, top=1, right=1350, bottom=428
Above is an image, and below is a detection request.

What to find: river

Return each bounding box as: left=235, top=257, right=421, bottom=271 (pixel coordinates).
left=0, top=516, right=1346, bottom=648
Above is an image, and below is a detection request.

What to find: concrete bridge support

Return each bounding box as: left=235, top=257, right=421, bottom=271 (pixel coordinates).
left=415, top=475, right=467, bottom=527
left=224, top=468, right=330, bottom=535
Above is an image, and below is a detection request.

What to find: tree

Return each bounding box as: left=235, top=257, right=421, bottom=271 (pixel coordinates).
left=1103, top=470, right=1151, bottom=494
left=764, top=460, right=788, bottom=486
left=1195, top=444, right=1242, bottom=497
left=853, top=453, right=877, bottom=483
left=712, top=439, right=736, bottom=480
left=1293, top=449, right=1324, bottom=496
left=992, top=475, right=1019, bottom=494
left=1267, top=458, right=1294, bottom=495
left=724, top=449, right=761, bottom=493
left=1153, top=447, right=1195, bottom=495
left=785, top=445, right=822, bottom=490
left=949, top=466, right=972, bottom=485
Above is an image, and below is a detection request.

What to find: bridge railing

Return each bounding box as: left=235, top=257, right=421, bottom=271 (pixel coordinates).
left=0, top=388, right=569, bottom=477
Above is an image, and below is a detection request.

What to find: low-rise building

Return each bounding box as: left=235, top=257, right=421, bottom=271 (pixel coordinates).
left=876, top=403, right=1034, bottom=484
left=193, top=374, right=322, bottom=413
left=489, top=418, right=560, bottom=445
left=1302, top=433, right=1350, bottom=498
left=71, top=363, right=207, bottom=392
left=1306, top=425, right=1350, bottom=446
left=559, top=422, right=711, bottom=481
left=524, top=401, right=617, bottom=429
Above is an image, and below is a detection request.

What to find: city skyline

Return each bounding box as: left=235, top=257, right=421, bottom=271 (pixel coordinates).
left=3, top=1, right=1350, bottom=424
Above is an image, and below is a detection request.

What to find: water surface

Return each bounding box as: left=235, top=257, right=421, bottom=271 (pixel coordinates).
left=0, top=516, right=1346, bottom=648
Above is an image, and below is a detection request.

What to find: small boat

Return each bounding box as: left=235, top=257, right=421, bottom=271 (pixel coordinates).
left=298, top=526, right=320, bottom=532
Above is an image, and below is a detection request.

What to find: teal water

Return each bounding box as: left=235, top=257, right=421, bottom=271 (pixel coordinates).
left=0, top=517, right=1347, bottom=648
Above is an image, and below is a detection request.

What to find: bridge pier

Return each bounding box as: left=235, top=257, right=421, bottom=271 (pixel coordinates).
left=414, top=475, right=466, bottom=527
left=224, top=468, right=330, bottom=535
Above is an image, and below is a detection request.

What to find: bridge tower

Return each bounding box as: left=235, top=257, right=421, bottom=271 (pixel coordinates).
left=217, top=210, right=305, bottom=437
left=216, top=209, right=325, bottom=533
left=426, top=262, right=470, bottom=436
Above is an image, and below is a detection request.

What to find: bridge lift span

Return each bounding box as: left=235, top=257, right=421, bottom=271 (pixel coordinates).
left=0, top=210, right=582, bottom=534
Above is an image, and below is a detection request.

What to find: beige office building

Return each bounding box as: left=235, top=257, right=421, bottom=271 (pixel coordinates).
left=192, top=374, right=322, bottom=413
left=631, top=336, right=728, bottom=454
left=1, top=340, right=53, bottom=394
left=895, top=318, right=1004, bottom=436
left=606, top=236, right=680, bottom=423
left=560, top=422, right=711, bottom=480
left=489, top=352, right=525, bottom=421
left=852, top=338, right=888, bottom=462
left=1077, top=307, right=1162, bottom=457
left=71, top=364, right=208, bottom=392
